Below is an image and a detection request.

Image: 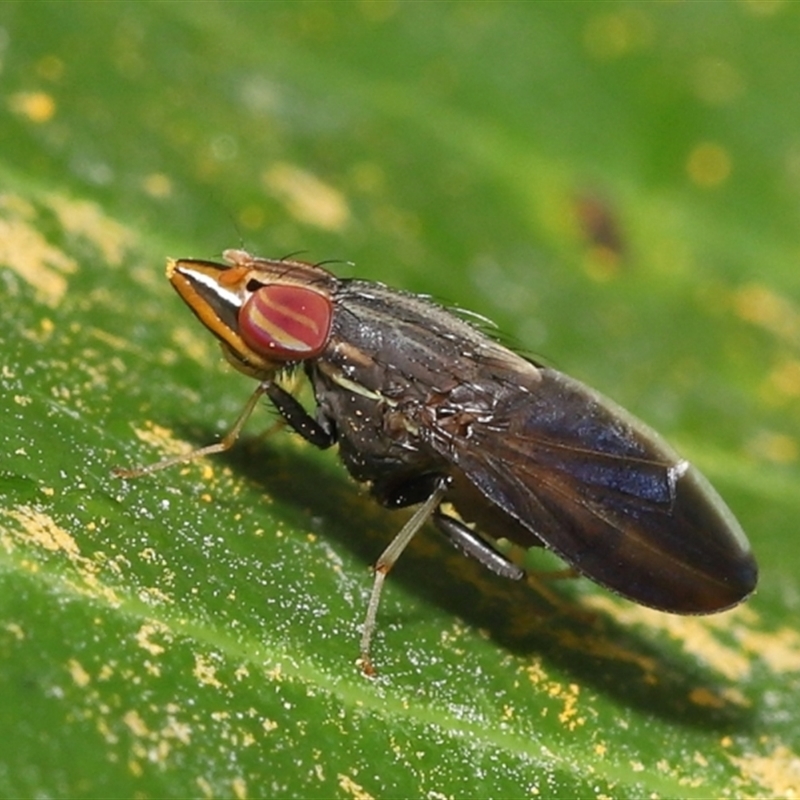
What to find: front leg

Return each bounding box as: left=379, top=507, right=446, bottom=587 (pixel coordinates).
left=266, top=382, right=336, bottom=449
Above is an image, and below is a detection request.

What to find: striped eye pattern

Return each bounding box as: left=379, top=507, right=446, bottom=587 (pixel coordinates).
left=239, top=283, right=333, bottom=360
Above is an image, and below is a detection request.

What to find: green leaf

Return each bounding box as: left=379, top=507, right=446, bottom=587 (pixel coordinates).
left=1, top=2, right=799, bottom=798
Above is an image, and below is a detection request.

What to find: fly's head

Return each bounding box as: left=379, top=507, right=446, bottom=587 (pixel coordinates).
left=167, top=248, right=337, bottom=380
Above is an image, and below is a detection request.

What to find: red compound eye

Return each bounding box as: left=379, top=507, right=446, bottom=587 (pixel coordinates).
left=239, top=283, right=333, bottom=360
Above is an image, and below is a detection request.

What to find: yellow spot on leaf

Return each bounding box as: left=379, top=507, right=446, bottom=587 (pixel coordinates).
left=172, top=324, right=215, bottom=366
left=0, top=194, right=76, bottom=307
left=733, top=283, right=800, bottom=345
left=129, top=421, right=195, bottom=460
left=338, top=774, right=375, bottom=800
left=231, top=777, right=247, bottom=800
left=746, top=430, right=798, bottom=464
left=262, top=718, right=278, bottom=733
left=740, top=0, right=786, bottom=16
left=142, top=172, right=173, bottom=198
left=583, top=10, right=650, bottom=61
left=584, top=595, right=753, bottom=682
left=731, top=745, right=800, bottom=799
left=4, top=623, right=25, bottom=641
left=67, top=658, right=91, bottom=687
left=557, top=683, right=584, bottom=730
left=128, top=759, right=143, bottom=777
left=5, top=505, right=80, bottom=558
left=194, top=654, right=224, bottom=689
left=264, top=162, right=350, bottom=232
left=123, top=709, right=150, bottom=738
left=738, top=626, right=800, bottom=674
left=687, top=141, right=731, bottom=188
left=8, top=91, right=56, bottom=123
left=768, top=359, right=800, bottom=399
left=134, top=621, right=170, bottom=656
left=688, top=687, right=726, bottom=709
left=46, top=193, right=134, bottom=267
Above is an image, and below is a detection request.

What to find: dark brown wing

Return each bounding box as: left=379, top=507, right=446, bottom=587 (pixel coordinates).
left=426, top=367, right=757, bottom=613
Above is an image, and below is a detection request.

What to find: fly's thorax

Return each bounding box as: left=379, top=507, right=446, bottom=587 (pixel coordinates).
left=324, top=280, right=542, bottom=408
left=306, top=345, right=449, bottom=494
left=311, top=281, right=544, bottom=478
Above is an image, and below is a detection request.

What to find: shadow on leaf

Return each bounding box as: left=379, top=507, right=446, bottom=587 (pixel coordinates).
left=172, top=421, right=756, bottom=734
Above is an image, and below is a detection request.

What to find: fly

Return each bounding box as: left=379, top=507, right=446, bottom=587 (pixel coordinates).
left=116, top=248, right=758, bottom=674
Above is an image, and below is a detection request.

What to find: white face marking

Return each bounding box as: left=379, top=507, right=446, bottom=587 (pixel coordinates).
left=180, top=266, right=244, bottom=309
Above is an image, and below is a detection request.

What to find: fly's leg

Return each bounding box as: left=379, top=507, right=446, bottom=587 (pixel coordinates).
left=436, top=511, right=582, bottom=611
left=265, top=382, right=335, bottom=449
left=435, top=511, right=580, bottom=609
left=358, top=479, right=448, bottom=676
left=439, top=513, right=579, bottom=604
left=433, top=511, right=524, bottom=580
left=114, top=381, right=271, bottom=479
left=379, top=477, right=533, bottom=582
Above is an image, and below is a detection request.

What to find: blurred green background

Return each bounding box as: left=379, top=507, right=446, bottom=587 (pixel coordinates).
left=1, top=2, right=799, bottom=797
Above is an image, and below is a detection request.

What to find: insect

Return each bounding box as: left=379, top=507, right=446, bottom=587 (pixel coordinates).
left=118, top=248, right=757, bottom=673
